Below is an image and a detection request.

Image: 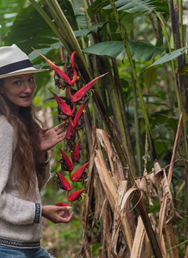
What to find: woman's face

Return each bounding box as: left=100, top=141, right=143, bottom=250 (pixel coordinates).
left=1, top=73, right=36, bottom=112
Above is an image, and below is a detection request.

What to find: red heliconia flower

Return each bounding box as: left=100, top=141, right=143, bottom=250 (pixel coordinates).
left=70, top=69, right=77, bottom=86
left=55, top=202, right=70, bottom=207
left=67, top=73, right=108, bottom=102
left=71, top=139, right=81, bottom=162
left=56, top=172, right=73, bottom=191
left=71, top=162, right=89, bottom=182
left=67, top=189, right=85, bottom=202
left=69, top=51, right=77, bottom=86
left=66, top=104, right=84, bottom=139
left=60, top=149, right=74, bottom=172
left=32, top=48, right=72, bottom=85
left=66, top=117, right=73, bottom=139
left=71, top=51, right=77, bottom=70
left=48, top=88, right=75, bottom=116
left=72, top=104, right=85, bottom=128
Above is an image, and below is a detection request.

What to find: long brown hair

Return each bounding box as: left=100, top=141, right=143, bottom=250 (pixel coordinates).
left=0, top=78, right=46, bottom=193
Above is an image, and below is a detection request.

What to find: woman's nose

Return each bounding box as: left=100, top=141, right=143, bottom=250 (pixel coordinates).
left=23, top=82, right=32, bottom=92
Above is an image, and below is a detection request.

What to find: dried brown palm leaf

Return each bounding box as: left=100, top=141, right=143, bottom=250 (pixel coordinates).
left=136, top=171, right=157, bottom=206
left=96, top=129, right=125, bottom=185
left=142, top=230, right=152, bottom=258
left=130, top=216, right=146, bottom=258
left=111, top=181, right=134, bottom=254
left=95, top=148, right=117, bottom=210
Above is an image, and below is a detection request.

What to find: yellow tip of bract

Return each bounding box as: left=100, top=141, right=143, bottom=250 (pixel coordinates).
left=77, top=76, right=79, bottom=80
left=59, top=86, right=66, bottom=90
left=83, top=109, right=86, bottom=113
left=89, top=90, right=93, bottom=96
left=85, top=168, right=89, bottom=174
left=47, top=59, right=54, bottom=65
left=79, top=193, right=86, bottom=201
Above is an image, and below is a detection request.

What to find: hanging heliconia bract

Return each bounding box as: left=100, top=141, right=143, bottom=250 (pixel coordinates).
left=34, top=48, right=106, bottom=206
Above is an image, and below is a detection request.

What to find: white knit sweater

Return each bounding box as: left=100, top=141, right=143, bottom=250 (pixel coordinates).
left=0, top=115, right=50, bottom=249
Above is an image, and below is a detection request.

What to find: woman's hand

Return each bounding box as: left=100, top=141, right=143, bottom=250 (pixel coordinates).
left=42, top=205, right=74, bottom=224
left=39, top=123, right=67, bottom=152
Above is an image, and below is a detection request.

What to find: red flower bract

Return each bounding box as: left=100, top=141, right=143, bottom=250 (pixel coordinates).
left=32, top=48, right=72, bottom=84
left=55, top=202, right=70, bottom=207
left=60, top=149, right=74, bottom=172
left=66, top=117, right=73, bottom=139
left=71, top=162, right=89, bottom=182
left=48, top=88, right=74, bottom=116
left=68, top=73, right=108, bottom=102
left=71, top=139, right=81, bottom=162
left=56, top=172, right=73, bottom=191
left=72, top=104, right=85, bottom=128
left=71, top=51, right=77, bottom=70
left=67, top=189, right=84, bottom=202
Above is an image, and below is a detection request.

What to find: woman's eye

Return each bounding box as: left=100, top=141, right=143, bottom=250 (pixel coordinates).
left=28, top=77, right=34, bottom=82
left=13, top=80, right=21, bottom=85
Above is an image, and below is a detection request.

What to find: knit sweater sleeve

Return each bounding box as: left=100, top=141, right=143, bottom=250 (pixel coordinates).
left=0, top=117, right=41, bottom=226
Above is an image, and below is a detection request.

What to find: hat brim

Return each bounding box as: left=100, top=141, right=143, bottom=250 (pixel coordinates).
left=0, top=67, right=49, bottom=79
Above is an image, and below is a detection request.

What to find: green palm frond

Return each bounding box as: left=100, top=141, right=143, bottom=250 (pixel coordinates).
left=104, top=0, right=156, bottom=15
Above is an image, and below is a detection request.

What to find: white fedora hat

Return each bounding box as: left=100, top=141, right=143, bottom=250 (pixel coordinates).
left=0, top=44, right=48, bottom=79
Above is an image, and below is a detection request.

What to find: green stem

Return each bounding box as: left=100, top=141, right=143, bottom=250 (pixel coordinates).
left=156, top=13, right=180, bottom=110
left=109, top=0, right=156, bottom=161
left=132, top=72, right=142, bottom=176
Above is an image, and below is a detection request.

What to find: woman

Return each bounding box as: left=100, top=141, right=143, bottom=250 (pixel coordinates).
left=0, top=44, right=73, bottom=258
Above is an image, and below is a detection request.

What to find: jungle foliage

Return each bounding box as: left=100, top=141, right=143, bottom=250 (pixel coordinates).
left=1, top=0, right=188, bottom=257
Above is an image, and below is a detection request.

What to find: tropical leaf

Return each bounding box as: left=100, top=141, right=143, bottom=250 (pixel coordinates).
left=83, top=40, right=165, bottom=61
left=83, top=41, right=124, bottom=57
left=0, top=0, right=26, bottom=44
left=103, top=0, right=156, bottom=15
left=74, top=22, right=108, bottom=37
left=29, top=42, right=64, bottom=62
left=150, top=47, right=188, bottom=66
left=71, top=0, right=87, bottom=29
left=126, top=40, right=166, bottom=60
left=104, top=0, right=131, bottom=9
left=144, top=67, right=158, bottom=89
left=87, top=0, right=109, bottom=17
left=60, top=1, right=79, bottom=31
left=4, top=3, right=57, bottom=54
left=3, top=1, right=77, bottom=54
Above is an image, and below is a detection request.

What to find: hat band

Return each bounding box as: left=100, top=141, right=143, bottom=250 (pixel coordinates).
left=0, top=59, right=33, bottom=76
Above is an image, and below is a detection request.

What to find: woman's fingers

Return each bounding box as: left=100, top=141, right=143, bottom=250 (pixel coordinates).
left=57, top=133, right=66, bottom=141
left=54, top=122, right=67, bottom=133
left=59, top=211, right=74, bottom=223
